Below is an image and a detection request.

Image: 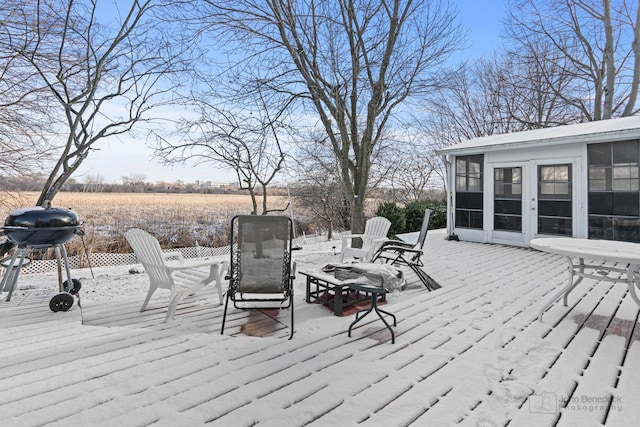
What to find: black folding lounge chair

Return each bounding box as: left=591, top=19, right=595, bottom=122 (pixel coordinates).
left=220, top=215, right=296, bottom=339
left=371, top=208, right=440, bottom=291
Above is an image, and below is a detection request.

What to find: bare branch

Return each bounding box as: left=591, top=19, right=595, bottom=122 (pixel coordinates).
left=2, top=0, right=196, bottom=205
left=504, top=0, right=640, bottom=120
left=193, top=0, right=465, bottom=231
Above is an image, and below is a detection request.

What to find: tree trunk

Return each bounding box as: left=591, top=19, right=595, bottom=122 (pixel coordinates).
left=603, top=0, right=615, bottom=119
left=248, top=188, right=258, bottom=215
left=351, top=194, right=366, bottom=235
left=623, top=4, right=640, bottom=116
left=261, top=182, right=268, bottom=215
left=37, top=162, right=76, bottom=207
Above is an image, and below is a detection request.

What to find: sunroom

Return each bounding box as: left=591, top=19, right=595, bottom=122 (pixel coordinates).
left=436, top=116, right=640, bottom=246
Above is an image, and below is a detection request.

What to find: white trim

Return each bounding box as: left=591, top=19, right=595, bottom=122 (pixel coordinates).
left=436, top=116, right=640, bottom=156
left=442, top=155, right=456, bottom=238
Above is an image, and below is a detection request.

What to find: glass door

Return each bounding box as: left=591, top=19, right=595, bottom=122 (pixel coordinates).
left=490, top=163, right=530, bottom=245
left=494, top=166, right=523, bottom=232
left=536, top=164, right=573, bottom=236
left=490, top=161, right=576, bottom=244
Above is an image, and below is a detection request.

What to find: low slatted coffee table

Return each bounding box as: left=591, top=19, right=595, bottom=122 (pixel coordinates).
left=301, top=269, right=384, bottom=316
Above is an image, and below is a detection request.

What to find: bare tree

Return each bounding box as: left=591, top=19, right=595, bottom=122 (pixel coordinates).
left=387, top=141, right=441, bottom=203
left=82, top=174, right=107, bottom=192
left=121, top=173, right=147, bottom=192
left=420, top=47, right=579, bottom=169
left=292, top=173, right=347, bottom=240
left=196, top=0, right=465, bottom=233
left=157, top=94, right=291, bottom=215
left=499, top=48, right=579, bottom=127
left=291, top=134, right=351, bottom=238
left=2, top=0, right=194, bottom=206
left=0, top=1, right=57, bottom=177
left=504, top=0, right=640, bottom=121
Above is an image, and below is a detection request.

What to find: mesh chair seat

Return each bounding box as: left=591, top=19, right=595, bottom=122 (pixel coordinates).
left=221, top=215, right=296, bottom=339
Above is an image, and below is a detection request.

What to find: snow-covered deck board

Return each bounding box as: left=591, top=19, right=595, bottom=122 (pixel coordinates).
left=2, top=231, right=640, bottom=426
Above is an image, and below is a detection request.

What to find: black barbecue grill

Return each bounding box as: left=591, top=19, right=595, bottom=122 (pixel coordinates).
left=0, top=206, right=83, bottom=311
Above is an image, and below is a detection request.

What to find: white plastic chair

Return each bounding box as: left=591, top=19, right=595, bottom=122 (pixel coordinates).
left=125, top=228, right=228, bottom=322
left=340, top=217, right=391, bottom=262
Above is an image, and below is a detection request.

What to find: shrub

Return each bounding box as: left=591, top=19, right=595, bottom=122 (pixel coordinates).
left=404, top=200, right=430, bottom=232
left=423, top=199, right=447, bottom=230
left=405, top=199, right=447, bottom=230
left=375, top=201, right=405, bottom=236
left=377, top=199, right=447, bottom=236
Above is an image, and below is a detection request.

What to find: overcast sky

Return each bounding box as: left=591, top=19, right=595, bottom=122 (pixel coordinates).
left=74, top=0, right=504, bottom=185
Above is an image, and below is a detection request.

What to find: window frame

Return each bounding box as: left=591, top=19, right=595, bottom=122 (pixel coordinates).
left=588, top=140, right=640, bottom=242
left=455, top=154, right=484, bottom=230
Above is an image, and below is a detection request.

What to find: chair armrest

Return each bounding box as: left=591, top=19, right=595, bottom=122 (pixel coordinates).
left=166, top=257, right=227, bottom=272
left=342, top=233, right=364, bottom=239
left=379, top=245, right=423, bottom=255
left=341, top=233, right=365, bottom=245
left=370, top=237, right=389, bottom=251
left=378, top=239, right=413, bottom=250
left=365, top=237, right=390, bottom=261
left=164, top=251, right=185, bottom=263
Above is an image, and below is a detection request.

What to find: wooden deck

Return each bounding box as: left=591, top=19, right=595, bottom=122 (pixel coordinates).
left=2, top=231, right=640, bottom=426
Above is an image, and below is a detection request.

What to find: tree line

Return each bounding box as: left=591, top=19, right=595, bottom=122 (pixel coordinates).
left=1, top=0, right=638, bottom=236
left=0, top=173, right=242, bottom=194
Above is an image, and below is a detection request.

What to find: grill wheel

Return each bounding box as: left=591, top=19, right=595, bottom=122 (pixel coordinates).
left=63, top=278, right=82, bottom=295
left=49, top=292, right=74, bottom=312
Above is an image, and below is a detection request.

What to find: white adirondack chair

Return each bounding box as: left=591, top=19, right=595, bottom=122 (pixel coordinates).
left=340, top=217, right=391, bottom=262
left=125, top=228, right=228, bottom=322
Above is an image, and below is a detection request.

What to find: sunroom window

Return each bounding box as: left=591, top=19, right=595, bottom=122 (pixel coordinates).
left=455, top=155, right=483, bottom=229
left=588, top=141, right=640, bottom=242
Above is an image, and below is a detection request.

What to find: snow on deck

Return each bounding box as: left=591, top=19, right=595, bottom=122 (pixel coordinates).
left=2, top=230, right=640, bottom=426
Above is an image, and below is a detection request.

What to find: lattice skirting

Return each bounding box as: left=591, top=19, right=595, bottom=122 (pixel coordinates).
left=1, top=234, right=320, bottom=275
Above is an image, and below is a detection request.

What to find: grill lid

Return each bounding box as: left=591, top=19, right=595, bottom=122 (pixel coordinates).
left=4, top=207, right=80, bottom=229
left=2, top=206, right=82, bottom=247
